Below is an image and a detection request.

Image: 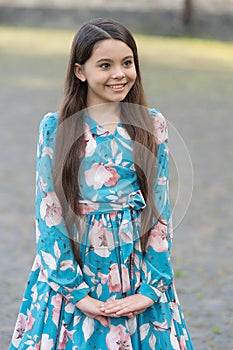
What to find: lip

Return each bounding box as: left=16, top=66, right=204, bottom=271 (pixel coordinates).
left=106, top=82, right=128, bottom=92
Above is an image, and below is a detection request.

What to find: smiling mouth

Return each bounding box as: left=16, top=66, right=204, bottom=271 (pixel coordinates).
left=107, top=83, right=127, bottom=91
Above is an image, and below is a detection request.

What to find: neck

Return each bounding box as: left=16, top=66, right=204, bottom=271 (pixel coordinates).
left=86, top=102, right=121, bottom=122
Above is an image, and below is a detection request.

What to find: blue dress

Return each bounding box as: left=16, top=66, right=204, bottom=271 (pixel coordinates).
left=9, top=109, right=194, bottom=349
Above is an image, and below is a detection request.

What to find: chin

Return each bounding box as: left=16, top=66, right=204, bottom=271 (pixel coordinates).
left=110, top=94, right=129, bottom=103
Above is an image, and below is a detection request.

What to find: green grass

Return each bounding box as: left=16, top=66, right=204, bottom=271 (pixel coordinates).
left=1, top=25, right=233, bottom=72
left=174, top=269, right=186, bottom=278
left=212, top=327, right=222, bottom=335
left=0, top=26, right=73, bottom=56
left=136, top=34, right=233, bottom=71
left=1, top=25, right=232, bottom=113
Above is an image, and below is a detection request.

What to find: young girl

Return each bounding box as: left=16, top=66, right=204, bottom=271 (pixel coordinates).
left=10, top=18, right=194, bottom=349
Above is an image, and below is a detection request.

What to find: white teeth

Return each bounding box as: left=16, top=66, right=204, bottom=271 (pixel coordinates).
left=109, top=84, right=125, bottom=89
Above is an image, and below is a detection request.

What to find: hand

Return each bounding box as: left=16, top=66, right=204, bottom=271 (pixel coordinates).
left=76, top=295, right=123, bottom=326
left=99, top=294, right=154, bottom=317
left=76, top=295, right=109, bottom=326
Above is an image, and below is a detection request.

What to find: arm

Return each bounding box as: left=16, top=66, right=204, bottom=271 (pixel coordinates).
left=35, top=112, right=91, bottom=304
left=136, top=110, right=174, bottom=303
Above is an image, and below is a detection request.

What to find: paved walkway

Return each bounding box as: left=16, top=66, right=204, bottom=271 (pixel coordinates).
left=0, top=28, right=233, bottom=349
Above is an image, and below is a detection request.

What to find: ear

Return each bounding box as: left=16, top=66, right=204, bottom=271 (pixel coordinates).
left=74, top=63, right=86, bottom=82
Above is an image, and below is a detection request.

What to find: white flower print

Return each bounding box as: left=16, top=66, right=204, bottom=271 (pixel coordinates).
left=147, top=221, right=169, bottom=252
left=106, top=324, right=132, bottom=350
left=84, top=162, right=120, bottom=189
left=10, top=111, right=194, bottom=350
left=40, top=191, right=62, bottom=227
left=117, top=126, right=131, bottom=140
left=82, top=317, right=94, bottom=341
left=158, top=176, right=167, bottom=186
left=153, top=113, right=168, bottom=144
left=11, top=313, right=26, bottom=347
left=139, top=323, right=150, bottom=340
left=42, top=146, right=54, bottom=159
left=83, top=123, right=97, bottom=157
left=41, top=251, right=57, bottom=270
left=40, top=333, right=54, bottom=350
left=89, top=219, right=114, bottom=257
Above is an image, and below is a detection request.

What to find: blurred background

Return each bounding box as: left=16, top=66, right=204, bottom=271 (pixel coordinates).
left=0, top=1, right=233, bottom=349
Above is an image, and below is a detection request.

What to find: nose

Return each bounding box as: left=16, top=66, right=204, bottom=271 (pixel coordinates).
left=112, top=67, right=125, bottom=79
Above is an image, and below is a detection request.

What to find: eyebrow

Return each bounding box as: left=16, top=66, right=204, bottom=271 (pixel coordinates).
left=96, top=55, right=134, bottom=63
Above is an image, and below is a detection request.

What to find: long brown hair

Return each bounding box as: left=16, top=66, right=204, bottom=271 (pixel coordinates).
left=54, top=18, right=163, bottom=265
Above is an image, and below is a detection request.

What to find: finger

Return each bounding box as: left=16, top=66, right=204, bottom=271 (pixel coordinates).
left=113, top=302, right=137, bottom=315
left=83, top=312, right=93, bottom=318
left=115, top=301, right=148, bottom=314
left=115, top=303, right=147, bottom=315
left=100, top=299, right=141, bottom=314
left=116, top=307, right=132, bottom=316
left=103, top=305, right=128, bottom=314
left=132, top=308, right=146, bottom=315
left=100, top=305, right=139, bottom=318
left=104, top=298, right=127, bottom=307
left=120, top=312, right=135, bottom=318
left=100, top=305, right=133, bottom=318
left=100, top=303, right=123, bottom=313
left=100, top=310, right=124, bottom=318
left=102, top=310, right=134, bottom=318
left=95, top=315, right=109, bottom=327
left=106, top=313, right=121, bottom=318
left=99, top=308, right=121, bottom=318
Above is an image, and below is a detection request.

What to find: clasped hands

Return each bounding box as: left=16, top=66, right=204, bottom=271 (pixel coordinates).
left=76, top=294, right=154, bottom=327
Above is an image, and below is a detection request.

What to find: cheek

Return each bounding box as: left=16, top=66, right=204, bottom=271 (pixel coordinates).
left=95, top=73, right=110, bottom=85
left=129, top=68, right=137, bottom=83
left=85, top=69, right=108, bottom=85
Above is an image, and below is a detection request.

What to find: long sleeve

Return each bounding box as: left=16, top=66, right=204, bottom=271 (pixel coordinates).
left=136, top=110, right=174, bottom=302
left=35, top=112, right=91, bottom=304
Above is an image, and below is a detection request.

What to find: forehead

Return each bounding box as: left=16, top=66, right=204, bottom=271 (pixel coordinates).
left=90, top=39, right=133, bottom=60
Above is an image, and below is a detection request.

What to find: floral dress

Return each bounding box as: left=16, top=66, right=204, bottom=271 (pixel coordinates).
left=9, top=109, right=194, bottom=350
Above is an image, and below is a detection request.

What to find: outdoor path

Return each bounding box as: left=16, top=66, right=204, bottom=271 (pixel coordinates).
left=0, top=28, right=233, bottom=349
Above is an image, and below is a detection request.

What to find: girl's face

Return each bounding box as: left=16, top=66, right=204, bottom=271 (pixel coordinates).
left=75, top=39, right=137, bottom=107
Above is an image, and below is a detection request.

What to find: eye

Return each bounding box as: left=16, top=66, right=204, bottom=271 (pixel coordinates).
left=100, top=63, right=110, bottom=69
left=123, top=60, right=133, bottom=67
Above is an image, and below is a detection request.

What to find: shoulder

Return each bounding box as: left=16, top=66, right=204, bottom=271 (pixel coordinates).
left=149, top=108, right=161, bottom=118
left=39, top=111, right=59, bottom=132
left=38, top=112, right=59, bottom=148
left=39, top=112, right=59, bottom=139
left=149, top=108, right=168, bottom=144
left=149, top=107, right=166, bottom=125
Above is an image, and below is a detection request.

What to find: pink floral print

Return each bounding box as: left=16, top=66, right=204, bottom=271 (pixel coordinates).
left=106, top=324, right=132, bottom=350
left=153, top=112, right=168, bottom=144
left=147, top=221, right=169, bottom=252
left=84, top=162, right=120, bottom=190
left=9, top=109, right=193, bottom=350
left=40, top=192, right=62, bottom=227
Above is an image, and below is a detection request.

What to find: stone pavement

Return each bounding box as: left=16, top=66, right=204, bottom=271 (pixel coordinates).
left=0, top=28, right=233, bottom=349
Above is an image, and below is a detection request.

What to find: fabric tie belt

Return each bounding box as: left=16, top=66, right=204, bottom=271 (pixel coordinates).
left=79, top=188, right=146, bottom=215
left=78, top=189, right=146, bottom=265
